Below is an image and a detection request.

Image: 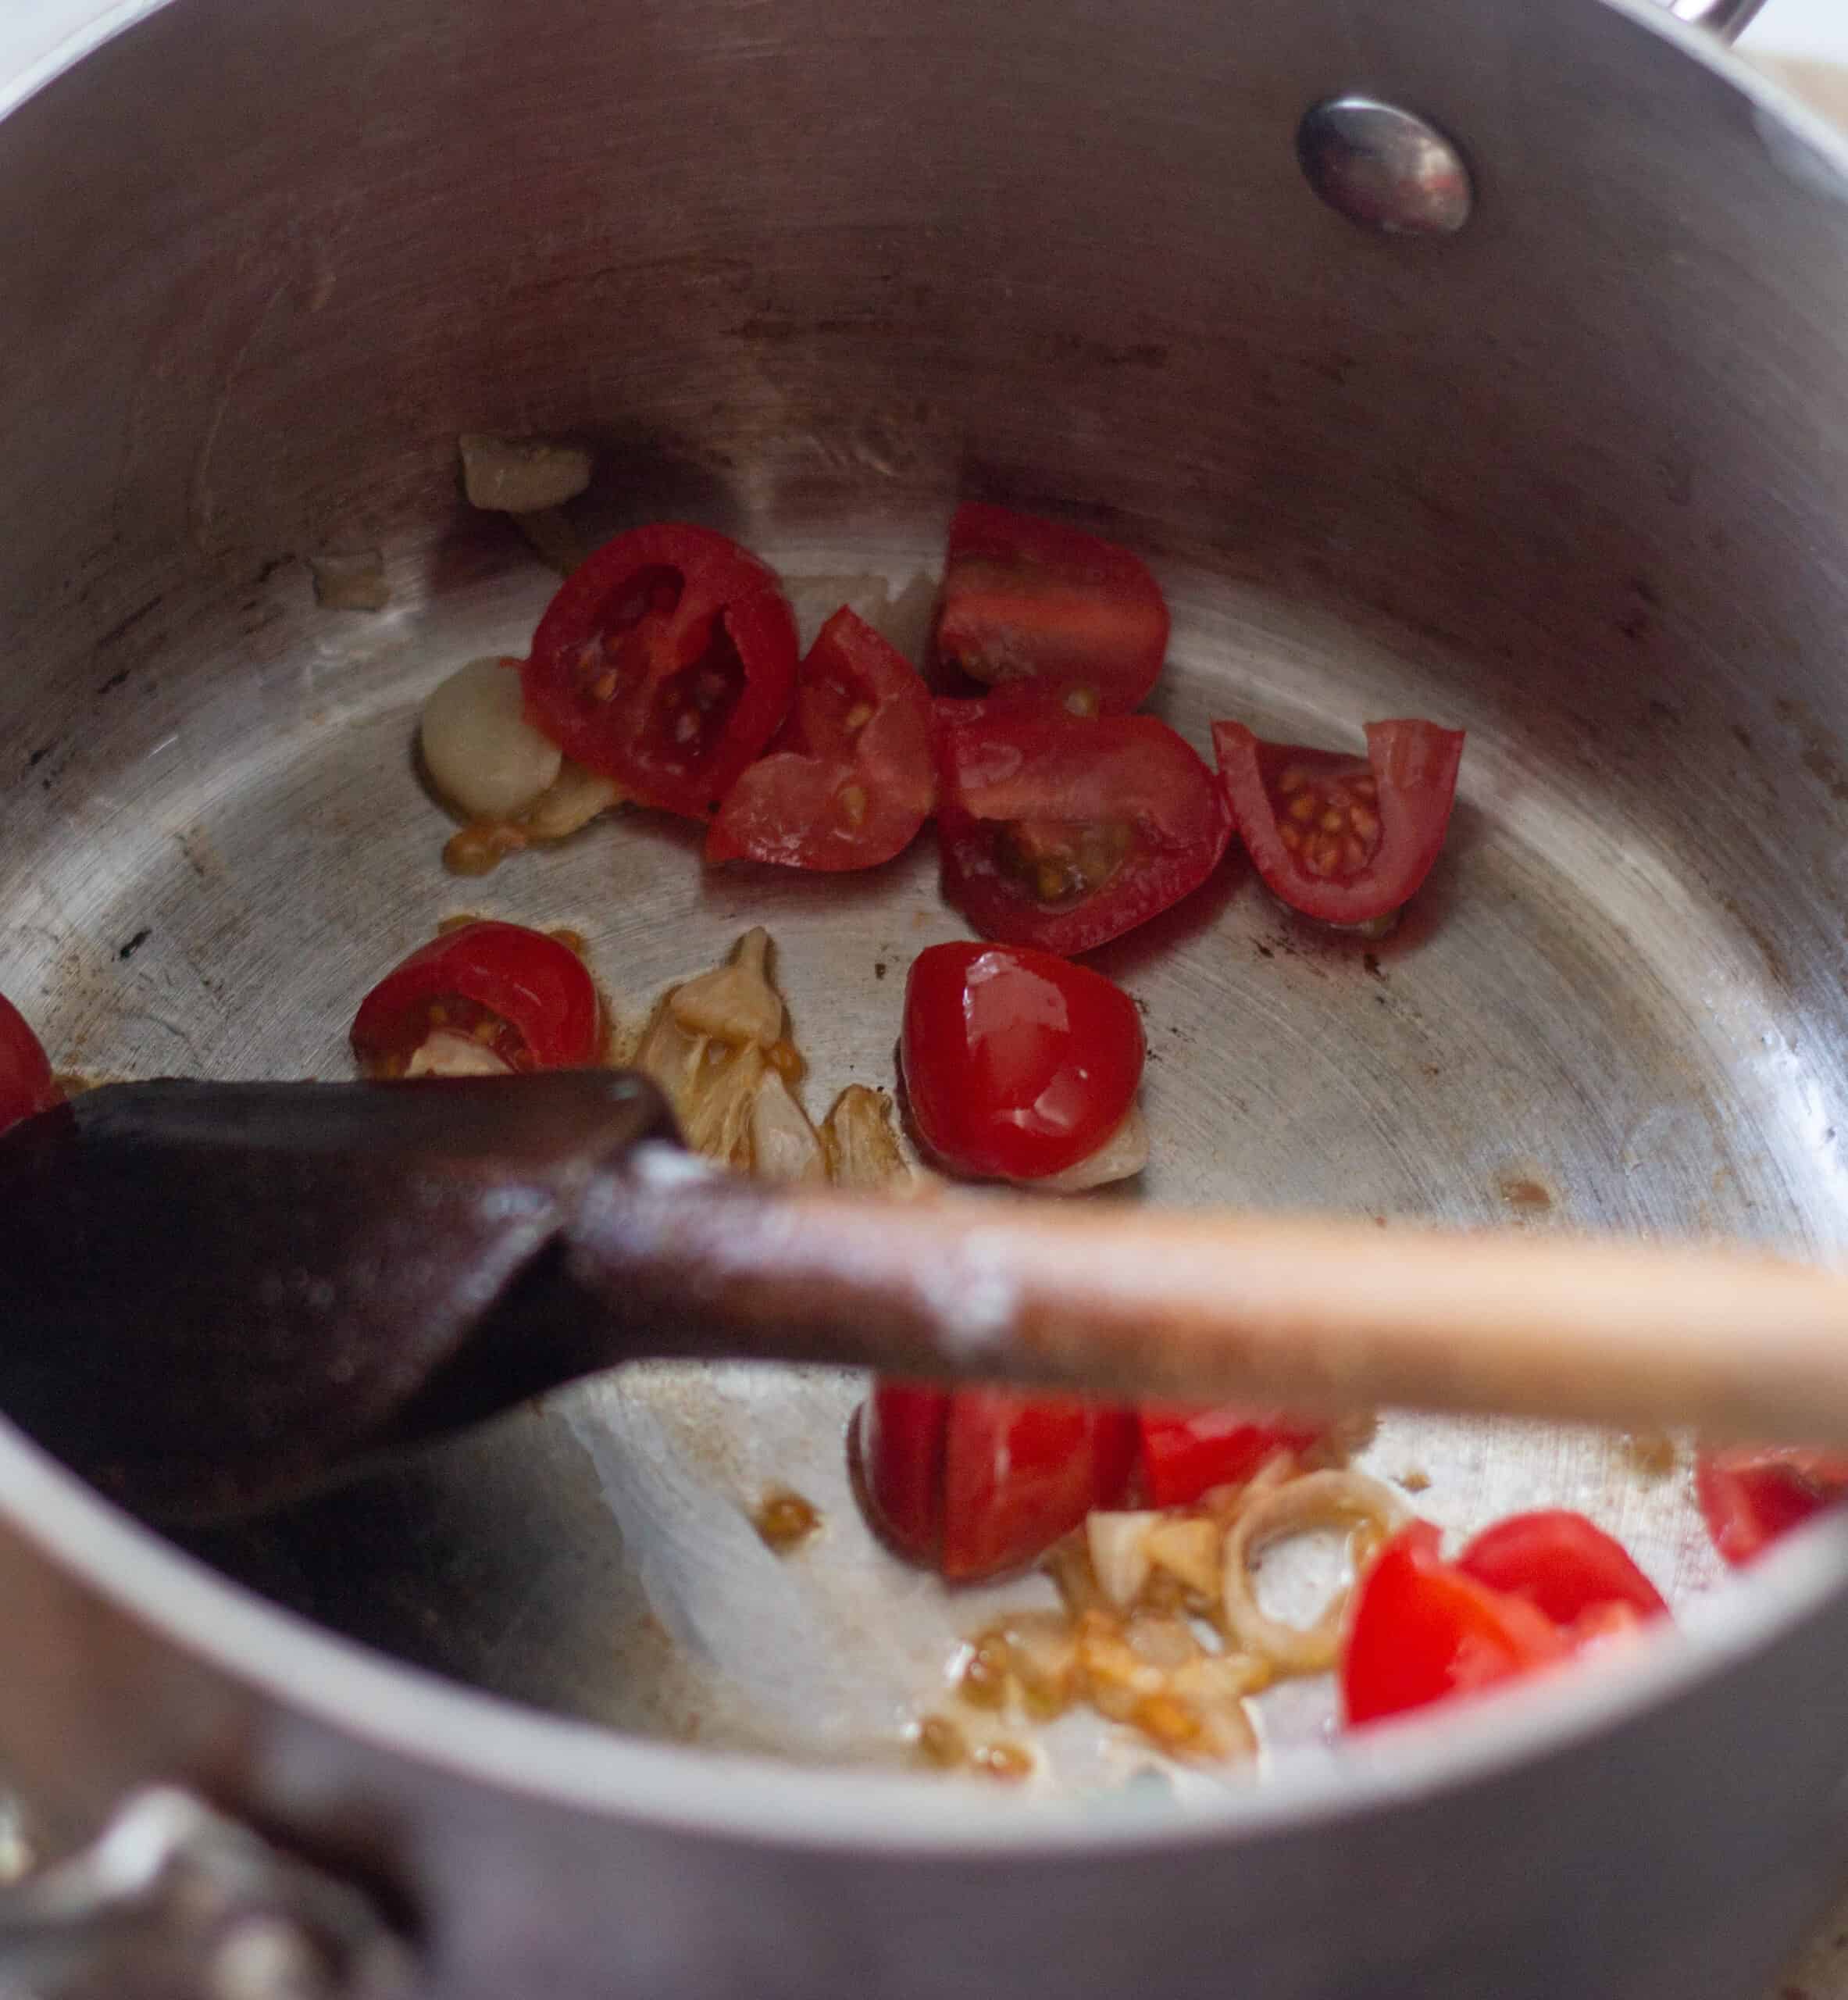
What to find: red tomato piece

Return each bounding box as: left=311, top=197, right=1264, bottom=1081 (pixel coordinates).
left=0, top=993, right=59, bottom=1137
left=858, top=1381, right=951, bottom=1566
left=1212, top=718, right=1464, bottom=926
left=1343, top=1522, right=1568, bottom=1727
left=901, top=941, right=1144, bottom=1182
left=937, top=712, right=1232, bottom=956
left=351, top=922, right=601, bottom=1076
left=933, top=685, right=1108, bottom=733
left=935, top=502, right=1168, bottom=714
left=857, top=1380, right=1134, bottom=1582
left=707, top=608, right=933, bottom=870
left=1694, top=1447, right=1848, bottom=1566
left=1456, top=1510, right=1668, bottom=1627
left=522, top=523, right=799, bottom=818
left=1138, top=1406, right=1328, bottom=1509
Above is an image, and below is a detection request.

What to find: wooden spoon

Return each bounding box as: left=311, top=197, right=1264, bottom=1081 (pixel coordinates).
left=3, top=1071, right=1845, bottom=1522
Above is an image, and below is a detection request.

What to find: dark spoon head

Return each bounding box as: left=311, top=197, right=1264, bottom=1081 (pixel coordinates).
left=0, top=1073, right=680, bottom=1523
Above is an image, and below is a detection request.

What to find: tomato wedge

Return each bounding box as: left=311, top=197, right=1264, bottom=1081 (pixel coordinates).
left=1456, top=1510, right=1668, bottom=1627
left=857, top=1380, right=1136, bottom=1581
left=0, top=993, right=59, bottom=1137
left=901, top=941, right=1143, bottom=1183
left=1138, top=1407, right=1327, bottom=1509
left=937, top=712, right=1231, bottom=955
left=1694, top=1447, right=1848, bottom=1566
left=351, top=922, right=601, bottom=1077
left=935, top=503, right=1168, bottom=714
left=708, top=608, right=933, bottom=870
left=522, top=523, right=799, bottom=818
left=1211, top=719, right=1464, bottom=926
left=1342, top=1522, right=1568, bottom=1727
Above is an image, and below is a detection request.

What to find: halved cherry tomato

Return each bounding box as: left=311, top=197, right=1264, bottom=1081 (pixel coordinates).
left=1137, top=1406, right=1328, bottom=1509
left=522, top=524, right=799, bottom=818
left=0, top=993, right=58, bottom=1137
left=901, top=941, right=1143, bottom=1182
left=937, top=712, right=1231, bottom=956
left=351, top=921, right=601, bottom=1076
left=707, top=608, right=933, bottom=870
left=1456, top=1509, right=1668, bottom=1627
left=859, top=1381, right=950, bottom=1566
left=1212, top=719, right=1464, bottom=927
left=1342, top=1522, right=1568, bottom=1727
left=1694, top=1447, right=1848, bottom=1567
left=935, top=503, right=1168, bottom=714
left=857, top=1380, right=1136, bottom=1581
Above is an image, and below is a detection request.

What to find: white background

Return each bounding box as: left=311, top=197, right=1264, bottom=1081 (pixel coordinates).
left=2, top=0, right=1847, bottom=94
left=1749, top=0, right=1848, bottom=62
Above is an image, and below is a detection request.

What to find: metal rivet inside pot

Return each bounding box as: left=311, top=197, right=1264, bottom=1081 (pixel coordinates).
left=1297, top=97, right=1472, bottom=236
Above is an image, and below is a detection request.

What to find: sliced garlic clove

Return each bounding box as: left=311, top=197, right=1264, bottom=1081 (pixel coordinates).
left=420, top=657, right=563, bottom=822
left=750, top=1070, right=828, bottom=1184
left=309, top=549, right=390, bottom=612
left=519, top=759, right=621, bottom=839
left=1143, top=1516, right=1223, bottom=1601
left=458, top=434, right=594, bottom=514
left=404, top=1030, right=515, bottom=1079
left=821, top=1084, right=912, bottom=1191
left=669, top=928, right=786, bottom=1049
left=1032, top=1102, right=1149, bottom=1194
left=1086, top=1512, right=1160, bottom=1609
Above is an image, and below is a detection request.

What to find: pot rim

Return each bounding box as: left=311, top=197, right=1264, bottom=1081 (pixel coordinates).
left=8, top=0, right=1848, bottom=1856
left=5, top=1402, right=1845, bottom=1852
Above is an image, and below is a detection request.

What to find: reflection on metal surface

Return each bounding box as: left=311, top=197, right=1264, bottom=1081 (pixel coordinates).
left=1668, top=0, right=1769, bottom=38
left=1297, top=98, right=1473, bottom=236
left=0, top=1788, right=413, bottom=1999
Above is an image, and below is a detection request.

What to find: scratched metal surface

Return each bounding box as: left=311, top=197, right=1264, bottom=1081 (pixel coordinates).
left=7, top=0, right=1848, bottom=1992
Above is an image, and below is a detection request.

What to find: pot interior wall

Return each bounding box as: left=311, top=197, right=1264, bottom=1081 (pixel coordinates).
left=3, top=0, right=1848, bottom=1767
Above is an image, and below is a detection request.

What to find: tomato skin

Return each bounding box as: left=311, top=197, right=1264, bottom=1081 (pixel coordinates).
left=859, top=1381, right=951, bottom=1565
left=901, top=941, right=1144, bottom=1182
left=1138, top=1406, right=1327, bottom=1508
left=0, top=994, right=59, bottom=1137
left=935, top=503, right=1168, bottom=714
left=1212, top=718, right=1464, bottom=925
left=1342, top=1522, right=1568, bottom=1727
left=351, top=922, right=601, bottom=1074
left=936, top=712, right=1232, bottom=956
left=707, top=609, right=934, bottom=871
left=522, top=523, right=799, bottom=818
left=1694, top=1448, right=1848, bottom=1566
left=1456, top=1510, right=1668, bottom=1627
left=858, top=1381, right=1134, bottom=1582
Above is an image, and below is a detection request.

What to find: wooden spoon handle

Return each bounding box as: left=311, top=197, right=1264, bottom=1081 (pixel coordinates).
left=578, top=1149, right=1848, bottom=1447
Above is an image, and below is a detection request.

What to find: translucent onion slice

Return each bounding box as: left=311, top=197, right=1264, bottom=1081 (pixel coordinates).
left=1220, top=1469, right=1407, bottom=1674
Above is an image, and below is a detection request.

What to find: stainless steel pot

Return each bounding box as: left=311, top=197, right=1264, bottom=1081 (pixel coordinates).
left=6, top=0, right=1848, bottom=1993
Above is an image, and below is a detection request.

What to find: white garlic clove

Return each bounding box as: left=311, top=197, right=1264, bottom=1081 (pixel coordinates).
left=309, top=549, right=390, bottom=612
left=1032, top=1102, right=1149, bottom=1194
left=404, top=1030, right=516, bottom=1079
left=458, top=434, right=594, bottom=514
left=419, top=656, right=562, bottom=822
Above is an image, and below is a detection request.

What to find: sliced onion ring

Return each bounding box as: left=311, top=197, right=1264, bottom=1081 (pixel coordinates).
left=1220, top=1470, right=1407, bottom=1674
